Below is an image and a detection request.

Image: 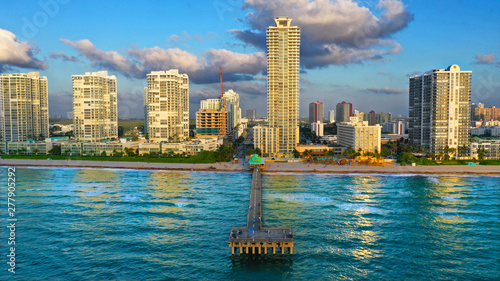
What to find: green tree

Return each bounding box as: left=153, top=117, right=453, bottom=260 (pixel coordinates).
left=292, top=149, right=301, bottom=158
left=443, top=145, right=451, bottom=160
left=477, top=147, right=486, bottom=161
left=459, top=144, right=469, bottom=158
left=49, top=145, right=61, bottom=155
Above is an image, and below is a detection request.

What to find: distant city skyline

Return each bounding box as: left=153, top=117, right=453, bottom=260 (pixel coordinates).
left=0, top=0, right=499, bottom=119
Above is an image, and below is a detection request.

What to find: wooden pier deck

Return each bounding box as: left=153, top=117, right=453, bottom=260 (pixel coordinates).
left=229, top=168, right=294, bottom=255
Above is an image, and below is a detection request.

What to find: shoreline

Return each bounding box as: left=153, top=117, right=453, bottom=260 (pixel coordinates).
left=1, top=159, right=499, bottom=175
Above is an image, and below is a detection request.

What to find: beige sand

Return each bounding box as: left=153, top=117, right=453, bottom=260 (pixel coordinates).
left=1, top=158, right=499, bottom=175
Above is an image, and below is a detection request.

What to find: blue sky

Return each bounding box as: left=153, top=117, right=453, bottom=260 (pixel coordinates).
left=0, top=0, right=499, bottom=119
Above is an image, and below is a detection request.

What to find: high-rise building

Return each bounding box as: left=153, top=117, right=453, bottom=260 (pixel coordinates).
left=254, top=16, right=300, bottom=156
left=246, top=109, right=256, bottom=120
left=336, top=101, right=353, bottom=123
left=73, top=71, right=118, bottom=142
left=409, top=64, right=471, bottom=157
left=144, top=70, right=189, bottom=143
left=223, top=89, right=242, bottom=139
left=337, top=120, right=381, bottom=153
left=472, top=106, right=500, bottom=121
left=329, top=110, right=335, bottom=123
left=0, top=72, right=49, bottom=141
left=309, top=101, right=324, bottom=124
left=382, top=121, right=406, bottom=135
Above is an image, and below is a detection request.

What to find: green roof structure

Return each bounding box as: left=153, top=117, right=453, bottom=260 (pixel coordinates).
left=249, top=154, right=264, bottom=165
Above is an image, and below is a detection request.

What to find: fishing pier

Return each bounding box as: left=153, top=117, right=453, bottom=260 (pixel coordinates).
left=229, top=167, right=294, bottom=255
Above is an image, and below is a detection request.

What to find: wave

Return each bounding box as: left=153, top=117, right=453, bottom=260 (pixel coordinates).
left=336, top=203, right=384, bottom=214
left=266, top=192, right=333, bottom=204
left=123, top=195, right=140, bottom=202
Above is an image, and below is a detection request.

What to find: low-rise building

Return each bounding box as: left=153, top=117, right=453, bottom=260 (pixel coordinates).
left=253, top=125, right=278, bottom=156
left=337, top=119, right=381, bottom=153
left=139, top=143, right=161, bottom=155
left=140, top=137, right=221, bottom=156
left=295, top=144, right=345, bottom=156
left=5, top=141, right=48, bottom=154
left=470, top=140, right=500, bottom=159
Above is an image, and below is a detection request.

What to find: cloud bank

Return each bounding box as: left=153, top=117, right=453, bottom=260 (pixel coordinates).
left=0, top=28, right=48, bottom=72
left=233, top=0, right=413, bottom=68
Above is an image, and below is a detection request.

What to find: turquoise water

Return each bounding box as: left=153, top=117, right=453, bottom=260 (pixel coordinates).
left=0, top=168, right=499, bottom=280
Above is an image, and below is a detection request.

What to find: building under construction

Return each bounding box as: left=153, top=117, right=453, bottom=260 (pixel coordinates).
left=196, top=107, right=227, bottom=136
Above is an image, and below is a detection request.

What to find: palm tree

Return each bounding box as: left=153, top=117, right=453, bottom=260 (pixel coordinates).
left=292, top=149, right=300, bottom=158
left=443, top=145, right=451, bottom=160
left=449, top=147, right=457, bottom=160
left=477, top=147, right=487, bottom=161
left=459, top=144, right=469, bottom=159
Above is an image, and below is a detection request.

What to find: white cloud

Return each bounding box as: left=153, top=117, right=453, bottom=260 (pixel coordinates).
left=60, top=38, right=144, bottom=78
left=61, top=38, right=266, bottom=83
left=475, top=53, right=498, bottom=65
left=0, top=28, right=47, bottom=72
left=49, top=51, right=82, bottom=62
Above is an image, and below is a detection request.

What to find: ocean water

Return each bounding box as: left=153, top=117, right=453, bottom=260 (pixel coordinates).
left=0, top=167, right=499, bottom=280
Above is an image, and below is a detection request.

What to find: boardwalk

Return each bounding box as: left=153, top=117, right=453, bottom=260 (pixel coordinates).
left=229, top=168, right=294, bottom=255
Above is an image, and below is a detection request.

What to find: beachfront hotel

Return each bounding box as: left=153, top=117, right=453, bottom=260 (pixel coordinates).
left=337, top=119, right=382, bottom=153
left=254, top=16, right=300, bottom=157
left=144, top=70, right=189, bottom=143
left=0, top=72, right=49, bottom=141
left=409, top=64, right=471, bottom=157
left=72, top=71, right=118, bottom=142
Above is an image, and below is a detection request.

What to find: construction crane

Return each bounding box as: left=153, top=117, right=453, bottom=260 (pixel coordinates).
left=219, top=67, right=226, bottom=137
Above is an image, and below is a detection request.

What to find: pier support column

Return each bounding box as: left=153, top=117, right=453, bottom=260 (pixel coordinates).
left=258, top=247, right=261, bottom=254
left=232, top=247, right=235, bottom=255
left=290, top=247, right=293, bottom=255
left=240, top=247, right=243, bottom=254
left=273, top=247, right=276, bottom=254
left=246, top=247, right=249, bottom=254
left=252, top=247, right=255, bottom=254
left=282, top=247, right=285, bottom=255
left=264, top=247, right=268, bottom=254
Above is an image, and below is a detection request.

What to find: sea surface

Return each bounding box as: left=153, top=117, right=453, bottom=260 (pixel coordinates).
left=0, top=167, right=499, bottom=280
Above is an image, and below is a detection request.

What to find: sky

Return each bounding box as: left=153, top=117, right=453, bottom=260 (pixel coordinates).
left=0, top=0, right=499, bottom=119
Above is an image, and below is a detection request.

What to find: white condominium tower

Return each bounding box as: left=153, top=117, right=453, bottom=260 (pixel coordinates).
left=256, top=16, right=300, bottom=156
left=0, top=72, right=49, bottom=141
left=145, top=70, right=189, bottom=142
left=409, top=64, right=472, bottom=157
left=72, top=71, right=118, bottom=142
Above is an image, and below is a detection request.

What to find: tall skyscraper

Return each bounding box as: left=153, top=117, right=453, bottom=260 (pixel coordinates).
left=0, top=72, right=49, bottom=141
left=246, top=109, right=256, bottom=120
left=73, top=71, right=118, bottom=142
left=309, top=101, right=324, bottom=124
left=409, top=64, right=471, bottom=157
left=329, top=110, right=335, bottom=123
left=144, top=70, right=189, bottom=143
left=336, top=101, right=353, bottom=123
left=254, top=16, right=300, bottom=156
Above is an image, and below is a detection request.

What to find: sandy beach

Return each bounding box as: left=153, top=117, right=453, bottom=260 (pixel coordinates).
left=1, top=158, right=499, bottom=175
